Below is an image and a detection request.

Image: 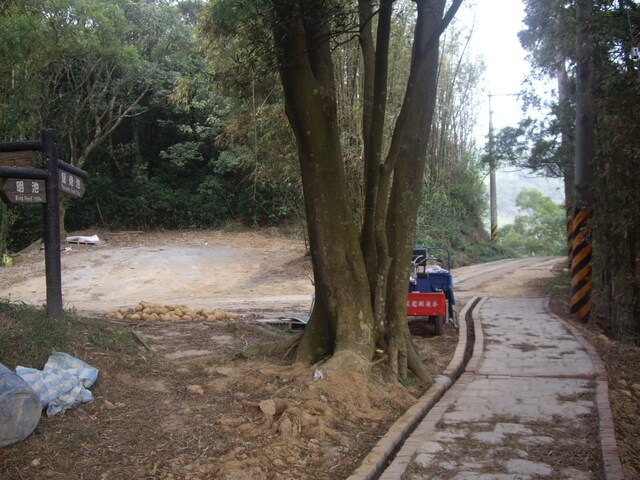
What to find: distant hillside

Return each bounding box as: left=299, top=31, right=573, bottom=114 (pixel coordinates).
left=491, top=168, right=564, bottom=225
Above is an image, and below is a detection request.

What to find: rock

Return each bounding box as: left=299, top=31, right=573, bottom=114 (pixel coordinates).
left=278, top=417, right=294, bottom=435
left=259, top=398, right=288, bottom=417
left=187, top=385, right=204, bottom=395
left=103, top=399, right=116, bottom=410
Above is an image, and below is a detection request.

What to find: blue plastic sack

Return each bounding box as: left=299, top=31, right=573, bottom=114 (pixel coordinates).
left=0, top=362, right=41, bottom=447
left=15, top=352, right=99, bottom=417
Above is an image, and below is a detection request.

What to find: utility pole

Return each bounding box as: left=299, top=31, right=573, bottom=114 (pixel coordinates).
left=488, top=94, right=497, bottom=243
left=487, top=92, right=519, bottom=243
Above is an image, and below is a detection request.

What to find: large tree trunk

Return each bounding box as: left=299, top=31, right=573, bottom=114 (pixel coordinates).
left=271, top=0, right=459, bottom=379
left=383, top=0, right=446, bottom=379
left=273, top=2, right=376, bottom=369
left=556, top=59, right=574, bottom=259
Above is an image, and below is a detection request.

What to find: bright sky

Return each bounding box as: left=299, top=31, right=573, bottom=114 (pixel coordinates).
left=456, top=0, right=565, bottom=223
left=458, top=0, right=530, bottom=138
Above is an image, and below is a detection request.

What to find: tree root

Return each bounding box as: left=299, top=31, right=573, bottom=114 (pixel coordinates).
left=387, top=328, right=432, bottom=384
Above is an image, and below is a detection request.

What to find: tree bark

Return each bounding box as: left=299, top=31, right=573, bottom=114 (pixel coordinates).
left=381, top=0, right=447, bottom=379
left=273, top=1, right=375, bottom=368
left=556, top=59, right=575, bottom=259
left=271, top=0, right=458, bottom=379
left=360, top=0, right=392, bottom=307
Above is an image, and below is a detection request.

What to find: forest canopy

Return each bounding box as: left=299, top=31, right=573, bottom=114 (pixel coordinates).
left=0, top=0, right=489, bottom=262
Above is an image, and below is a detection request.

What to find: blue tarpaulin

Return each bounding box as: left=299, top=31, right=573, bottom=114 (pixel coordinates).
left=15, top=352, right=99, bottom=417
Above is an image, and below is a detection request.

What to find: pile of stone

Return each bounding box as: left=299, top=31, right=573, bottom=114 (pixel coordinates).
left=110, top=302, right=239, bottom=322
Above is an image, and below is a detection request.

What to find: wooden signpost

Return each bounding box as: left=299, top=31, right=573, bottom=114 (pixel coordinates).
left=0, top=179, right=47, bottom=204
left=59, top=168, right=85, bottom=198
left=0, top=150, right=34, bottom=168
left=0, top=129, right=88, bottom=318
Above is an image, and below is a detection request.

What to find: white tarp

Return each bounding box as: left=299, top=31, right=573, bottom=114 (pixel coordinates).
left=65, top=235, right=100, bottom=245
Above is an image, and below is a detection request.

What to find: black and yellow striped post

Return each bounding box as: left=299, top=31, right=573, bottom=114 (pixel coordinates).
left=569, top=207, right=592, bottom=321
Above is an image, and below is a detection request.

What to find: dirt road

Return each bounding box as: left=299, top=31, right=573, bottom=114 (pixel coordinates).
left=0, top=230, right=461, bottom=480
left=0, top=230, right=314, bottom=315
left=0, top=230, right=561, bottom=317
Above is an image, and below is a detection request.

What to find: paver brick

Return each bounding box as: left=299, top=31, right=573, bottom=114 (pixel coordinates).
left=379, top=297, right=605, bottom=479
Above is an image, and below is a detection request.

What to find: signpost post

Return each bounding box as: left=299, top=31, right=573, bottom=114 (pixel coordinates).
left=42, top=129, right=63, bottom=318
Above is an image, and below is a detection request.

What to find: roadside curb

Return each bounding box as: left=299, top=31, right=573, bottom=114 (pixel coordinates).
left=464, top=296, right=487, bottom=374
left=545, top=300, right=625, bottom=480
left=348, top=296, right=481, bottom=480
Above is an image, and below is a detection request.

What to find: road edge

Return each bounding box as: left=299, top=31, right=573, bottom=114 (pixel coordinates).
left=347, top=296, right=481, bottom=480
left=545, top=299, right=625, bottom=480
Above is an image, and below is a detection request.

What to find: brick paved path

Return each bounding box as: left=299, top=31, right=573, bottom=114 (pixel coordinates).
left=382, top=297, right=605, bottom=479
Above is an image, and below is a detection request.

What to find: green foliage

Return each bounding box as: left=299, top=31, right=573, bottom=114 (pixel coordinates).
left=0, top=300, right=137, bottom=372
left=1, top=0, right=301, bottom=244
left=415, top=14, right=496, bottom=267
left=415, top=156, right=502, bottom=266
left=498, top=188, right=565, bottom=257
left=160, top=142, right=204, bottom=168
left=1, top=0, right=478, bottom=257
left=3, top=205, right=42, bottom=253
left=0, top=300, right=69, bottom=368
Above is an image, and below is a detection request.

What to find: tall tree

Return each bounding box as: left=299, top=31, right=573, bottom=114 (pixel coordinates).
left=0, top=0, right=152, bottom=231
left=414, top=14, right=487, bottom=256
left=519, top=0, right=640, bottom=339
left=265, top=0, right=462, bottom=378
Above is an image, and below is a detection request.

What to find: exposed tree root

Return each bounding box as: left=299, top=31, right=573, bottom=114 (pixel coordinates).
left=387, top=327, right=432, bottom=384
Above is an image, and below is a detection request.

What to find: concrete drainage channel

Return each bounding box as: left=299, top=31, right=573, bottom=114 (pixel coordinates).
left=348, top=296, right=484, bottom=480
